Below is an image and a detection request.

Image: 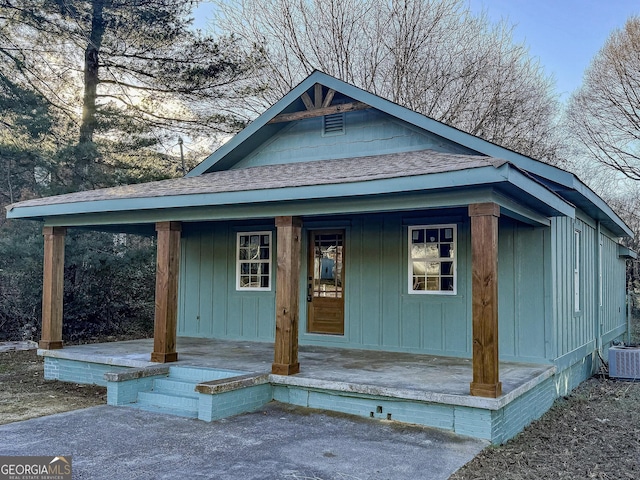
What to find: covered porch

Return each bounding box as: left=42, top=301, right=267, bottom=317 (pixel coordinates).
left=39, top=336, right=556, bottom=443
left=37, top=199, right=557, bottom=401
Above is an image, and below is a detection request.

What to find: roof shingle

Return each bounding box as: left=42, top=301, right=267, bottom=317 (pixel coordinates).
left=8, top=149, right=503, bottom=210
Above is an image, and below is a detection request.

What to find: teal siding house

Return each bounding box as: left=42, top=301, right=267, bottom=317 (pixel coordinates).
left=6, top=71, right=634, bottom=442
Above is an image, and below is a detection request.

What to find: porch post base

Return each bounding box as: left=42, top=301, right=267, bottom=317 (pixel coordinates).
left=38, top=340, right=63, bottom=350
left=470, top=381, right=502, bottom=398
left=271, top=362, right=300, bottom=375
left=150, top=351, right=178, bottom=363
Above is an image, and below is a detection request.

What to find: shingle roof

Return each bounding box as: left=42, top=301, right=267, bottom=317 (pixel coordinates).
left=10, top=149, right=504, bottom=209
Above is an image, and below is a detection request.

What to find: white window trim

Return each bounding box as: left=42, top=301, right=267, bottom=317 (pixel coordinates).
left=408, top=224, right=457, bottom=295
left=598, top=236, right=603, bottom=308
left=574, top=229, right=581, bottom=312
left=236, top=231, right=272, bottom=291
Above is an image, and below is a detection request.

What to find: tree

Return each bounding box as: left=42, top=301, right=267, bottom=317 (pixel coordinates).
left=216, top=0, right=563, bottom=163
left=567, top=16, right=640, bottom=181
left=0, top=0, right=264, bottom=189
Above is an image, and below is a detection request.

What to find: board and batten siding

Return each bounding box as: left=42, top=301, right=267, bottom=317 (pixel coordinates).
left=231, top=109, right=476, bottom=170
left=497, top=219, right=551, bottom=362
left=551, top=215, right=627, bottom=367
left=178, top=222, right=275, bottom=341
left=600, top=227, right=628, bottom=345
left=177, top=213, right=552, bottom=363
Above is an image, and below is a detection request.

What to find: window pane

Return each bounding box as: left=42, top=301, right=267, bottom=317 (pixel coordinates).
left=441, top=228, right=454, bottom=241
left=239, top=235, right=249, bottom=247
left=260, top=276, right=269, bottom=288
left=426, top=229, right=438, bottom=242
left=426, top=262, right=440, bottom=275
left=239, top=248, right=248, bottom=260
left=426, top=277, right=439, bottom=290
left=413, top=276, right=425, bottom=290
left=439, top=244, right=451, bottom=258
left=412, top=229, right=424, bottom=243
left=441, top=261, right=454, bottom=275
left=441, top=277, right=454, bottom=291
left=263, top=263, right=269, bottom=275
left=241, top=263, right=249, bottom=274
left=413, top=261, right=425, bottom=275
left=260, top=247, right=269, bottom=259
left=425, top=244, right=438, bottom=258
left=261, top=235, right=270, bottom=246
left=411, top=244, right=426, bottom=258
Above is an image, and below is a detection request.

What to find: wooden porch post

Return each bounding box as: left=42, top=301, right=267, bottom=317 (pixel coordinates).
left=272, top=216, right=302, bottom=375
left=40, top=226, right=66, bottom=350
left=151, top=221, right=181, bottom=363
left=469, top=203, right=502, bottom=398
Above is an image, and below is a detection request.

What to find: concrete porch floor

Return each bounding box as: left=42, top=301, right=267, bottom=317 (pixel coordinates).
left=40, top=336, right=555, bottom=410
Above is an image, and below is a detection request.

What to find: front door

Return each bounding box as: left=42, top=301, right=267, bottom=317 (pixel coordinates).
left=307, top=230, right=345, bottom=335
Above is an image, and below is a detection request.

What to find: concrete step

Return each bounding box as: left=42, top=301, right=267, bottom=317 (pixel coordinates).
left=137, top=391, right=199, bottom=413
left=153, top=378, right=199, bottom=398
left=168, top=365, right=244, bottom=383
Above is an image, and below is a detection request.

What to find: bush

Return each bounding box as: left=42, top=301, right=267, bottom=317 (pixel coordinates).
left=0, top=221, right=156, bottom=342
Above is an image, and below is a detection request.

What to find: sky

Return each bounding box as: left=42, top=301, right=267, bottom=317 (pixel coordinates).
left=467, top=0, right=640, bottom=101
left=193, top=1, right=640, bottom=103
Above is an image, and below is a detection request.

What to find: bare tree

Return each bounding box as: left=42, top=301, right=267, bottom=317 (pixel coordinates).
left=567, top=16, right=640, bottom=181
left=216, top=0, right=562, bottom=164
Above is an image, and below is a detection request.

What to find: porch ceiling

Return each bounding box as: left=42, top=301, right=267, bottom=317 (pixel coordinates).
left=6, top=149, right=572, bottom=231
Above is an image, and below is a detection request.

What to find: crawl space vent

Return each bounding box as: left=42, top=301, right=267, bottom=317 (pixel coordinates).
left=609, top=346, right=640, bottom=379
left=323, top=113, right=345, bottom=135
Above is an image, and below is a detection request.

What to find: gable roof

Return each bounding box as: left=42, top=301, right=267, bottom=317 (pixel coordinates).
left=187, top=70, right=631, bottom=237
left=4, top=71, right=631, bottom=237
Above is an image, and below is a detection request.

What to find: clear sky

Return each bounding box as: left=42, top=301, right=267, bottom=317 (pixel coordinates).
left=467, top=0, right=640, bottom=101
left=193, top=1, right=640, bottom=102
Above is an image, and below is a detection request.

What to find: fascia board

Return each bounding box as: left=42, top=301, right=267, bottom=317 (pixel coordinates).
left=186, top=73, right=328, bottom=177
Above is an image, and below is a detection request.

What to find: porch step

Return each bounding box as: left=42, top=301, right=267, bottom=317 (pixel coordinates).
left=153, top=377, right=200, bottom=398
left=169, top=365, right=242, bottom=383
left=130, top=366, right=245, bottom=419
left=136, top=391, right=199, bottom=417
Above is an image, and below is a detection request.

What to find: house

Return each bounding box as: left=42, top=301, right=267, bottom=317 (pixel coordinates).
left=6, top=71, right=635, bottom=443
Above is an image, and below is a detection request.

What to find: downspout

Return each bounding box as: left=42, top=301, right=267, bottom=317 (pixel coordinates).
left=627, top=278, right=632, bottom=345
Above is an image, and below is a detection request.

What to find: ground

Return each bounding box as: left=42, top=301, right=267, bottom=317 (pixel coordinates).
left=0, top=349, right=638, bottom=479
left=451, top=376, right=640, bottom=479
left=0, top=349, right=105, bottom=425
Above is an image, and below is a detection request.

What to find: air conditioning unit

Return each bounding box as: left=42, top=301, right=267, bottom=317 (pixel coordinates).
left=609, top=346, right=640, bottom=380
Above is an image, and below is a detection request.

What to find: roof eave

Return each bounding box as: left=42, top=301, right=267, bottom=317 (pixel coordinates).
left=6, top=164, right=572, bottom=229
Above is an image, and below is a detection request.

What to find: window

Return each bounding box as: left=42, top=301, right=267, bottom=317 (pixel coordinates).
left=574, top=229, right=581, bottom=312
left=409, top=225, right=456, bottom=294
left=237, top=232, right=272, bottom=291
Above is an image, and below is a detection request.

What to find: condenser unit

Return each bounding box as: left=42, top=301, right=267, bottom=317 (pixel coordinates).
left=609, top=346, right=640, bottom=380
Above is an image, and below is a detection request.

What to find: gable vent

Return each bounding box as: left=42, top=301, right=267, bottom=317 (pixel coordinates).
left=323, top=113, right=345, bottom=136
